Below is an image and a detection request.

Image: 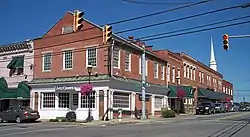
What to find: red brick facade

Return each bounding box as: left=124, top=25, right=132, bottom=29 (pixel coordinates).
left=222, top=80, right=233, bottom=97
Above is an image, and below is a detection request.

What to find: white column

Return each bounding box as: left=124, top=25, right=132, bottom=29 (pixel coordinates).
left=104, top=89, right=108, bottom=114
left=109, top=89, right=114, bottom=119
left=55, top=92, right=59, bottom=109
left=151, top=95, right=155, bottom=116
left=131, top=92, right=136, bottom=118
left=164, top=96, right=169, bottom=109
left=95, top=90, right=100, bottom=120
left=38, top=92, right=41, bottom=111
left=78, top=92, right=81, bottom=109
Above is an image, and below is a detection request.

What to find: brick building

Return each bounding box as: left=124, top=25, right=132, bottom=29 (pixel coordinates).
left=27, top=11, right=233, bottom=120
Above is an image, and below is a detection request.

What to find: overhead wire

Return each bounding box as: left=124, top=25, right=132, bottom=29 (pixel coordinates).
left=0, top=19, right=249, bottom=63
left=121, top=0, right=196, bottom=5
left=31, top=2, right=246, bottom=52
left=39, top=0, right=214, bottom=40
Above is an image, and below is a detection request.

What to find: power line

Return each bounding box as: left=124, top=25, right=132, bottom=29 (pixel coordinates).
left=141, top=20, right=250, bottom=41
left=31, top=2, right=247, bottom=52
left=121, top=0, right=195, bottom=5
left=0, top=20, right=248, bottom=63
left=116, top=4, right=246, bottom=34
left=138, top=15, right=250, bottom=39
left=38, top=0, right=214, bottom=40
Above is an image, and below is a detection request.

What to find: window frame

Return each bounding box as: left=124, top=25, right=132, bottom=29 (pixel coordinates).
left=86, top=47, right=97, bottom=67
left=42, top=52, right=52, bottom=72
left=125, top=52, right=131, bottom=71
left=62, top=49, right=73, bottom=70
left=154, top=96, right=163, bottom=110
left=113, top=91, right=131, bottom=110
left=113, top=47, right=120, bottom=69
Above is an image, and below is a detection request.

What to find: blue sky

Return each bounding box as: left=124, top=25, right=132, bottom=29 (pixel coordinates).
left=0, top=0, right=249, bottom=102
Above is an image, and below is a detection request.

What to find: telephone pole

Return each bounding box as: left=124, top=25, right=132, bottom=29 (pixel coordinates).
left=141, top=44, right=146, bottom=120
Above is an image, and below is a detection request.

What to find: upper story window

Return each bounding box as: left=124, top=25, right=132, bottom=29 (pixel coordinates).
left=62, top=26, right=74, bottom=34
left=183, top=64, right=186, bottom=78
left=177, top=68, right=180, bottom=84
left=42, top=53, right=52, bottom=71
left=161, top=65, right=165, bottom=80
left=199, top=71, right=202, bottom=83
left=154, top=62, right=158, bottom=79
left=172, top=66, right=175, bottom=83
left=206, top=75, right=209, bottom=85
left=7, top=56, right=24, bottom=77
left=86, top=47, right=97, bottom=67
left=63, top=50, right=73, bottom=70
left=201, top=72, right=204, bottom=83
left=113, top=47, right=120, bottom=68
left=193, top=68, right=196, bottom=81
left=125, top=52, right=131, bottom=71
left=187, top=65, right=190, bottom=79
left=190, top=67, right=193, bottom=80
left=167, top=64, right=170, bottom=82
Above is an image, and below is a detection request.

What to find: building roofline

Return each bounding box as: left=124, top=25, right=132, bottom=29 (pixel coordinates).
left=0, top=40, right=33, bottom=55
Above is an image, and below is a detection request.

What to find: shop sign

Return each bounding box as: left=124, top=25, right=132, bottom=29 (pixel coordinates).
left=55, top=86, right=75, bottom=91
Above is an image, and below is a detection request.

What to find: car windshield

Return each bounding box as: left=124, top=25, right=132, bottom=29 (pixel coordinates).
left=215, top=103, right=221, bottom=107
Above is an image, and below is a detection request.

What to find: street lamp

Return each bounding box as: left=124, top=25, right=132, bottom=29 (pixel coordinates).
left=176, top=77, right=180, bottom=115
left=86, top=64, right=93, bottom=122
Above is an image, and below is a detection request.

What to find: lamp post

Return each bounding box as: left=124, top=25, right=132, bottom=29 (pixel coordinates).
left=86, top=64, right=93, bottom=122
left=176, top=77, right=180, bottom=115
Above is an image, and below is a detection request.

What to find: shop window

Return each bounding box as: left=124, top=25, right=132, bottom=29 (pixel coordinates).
left=58, top=93, right=70, bottom=108
left=72, top=93, right=78, bottom=106
left=81, top=91, right=96, bottom=108
left=42, top=92, right=55, bottom=108
left=154, top=96, right=163, bottom=110
left=113, top=92, right=130, bottom=109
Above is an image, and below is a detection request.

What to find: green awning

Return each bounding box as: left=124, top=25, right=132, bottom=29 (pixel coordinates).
left=0, top=89, right=17, bottom=99
left=168, top=85, right=194, bottom=98
left=16, top=82, right=31, bottom=99
left=7, top=56, right=24, bottom=69
left=198, top=88, right=225, bottom=100
left=0, top=77, right=8, bottom=89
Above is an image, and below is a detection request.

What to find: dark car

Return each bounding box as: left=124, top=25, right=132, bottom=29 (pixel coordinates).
left=0, top=106, right=40, bottom=123
left=196, top=102, right=215, bottom=115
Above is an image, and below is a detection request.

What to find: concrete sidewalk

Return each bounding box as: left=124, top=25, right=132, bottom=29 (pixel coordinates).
left=40, top=114, right=195, bottom=127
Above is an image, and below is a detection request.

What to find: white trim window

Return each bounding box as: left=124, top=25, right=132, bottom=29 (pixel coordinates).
left=58, top=93, right=70, bottom=108
left=177, top=68, right=180, bottom=84
left=199, top=71, right=202, bottom=83
left=42, top=92, right=55, bottom=108
left=113, top=92, right=130, bottom=109
left=167, top=64, right=170, bottom=82
left=81, top=91, right=96, bottom=108
left=154, top=62, right=158, bottom=79
left=193, top=68, right=196, bottom=81
left=161, top=65, right=165, bottom=80
left=42, top=53, right=52, bottom=71
left=63, top=50, right=73, bottom=69
left=187, top=66, right=190, bottom=79
left=113, top=47, right=120, bottom=68
left=86, top=47, right=97, bottom=67
left=125, top=52, right=131, bottom=71
left=172, top=66, right=175, bottom=83
left=190, top=67, right=193, bottom=80
left=201, top=72, right=204, bottom=83
left=154, top=96, right=163, bottom=110
left=183, top=64, right=186, bottom=78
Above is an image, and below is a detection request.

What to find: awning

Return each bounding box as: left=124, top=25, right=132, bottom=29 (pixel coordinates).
left=168, top=85, right=194, bottom=98
left=198, top=88, right=225, bottom=100
left=7, top=56, right=24, bottom=69
left=16, top=82, right=31, bottom=99
left=0, top=89, right=17, bottom=100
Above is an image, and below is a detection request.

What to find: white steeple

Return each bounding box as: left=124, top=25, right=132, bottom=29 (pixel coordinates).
left=209, top=37, right=217, bottom=71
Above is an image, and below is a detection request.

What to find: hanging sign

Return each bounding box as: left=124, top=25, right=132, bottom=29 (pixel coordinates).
left=55, top=86, right=75, bottom=91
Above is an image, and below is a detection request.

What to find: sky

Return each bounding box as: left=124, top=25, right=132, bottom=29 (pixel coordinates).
left=0, top=0, right=250, bottom=102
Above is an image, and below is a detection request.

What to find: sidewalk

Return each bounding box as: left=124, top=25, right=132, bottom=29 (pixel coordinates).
left=40, top=114, right=195, bottom=127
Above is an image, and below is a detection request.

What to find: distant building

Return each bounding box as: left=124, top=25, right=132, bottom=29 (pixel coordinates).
left=0, top=40, right=34, bottom=111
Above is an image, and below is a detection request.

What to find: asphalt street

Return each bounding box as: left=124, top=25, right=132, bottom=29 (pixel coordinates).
left=0, top=112, right=250, bottom=137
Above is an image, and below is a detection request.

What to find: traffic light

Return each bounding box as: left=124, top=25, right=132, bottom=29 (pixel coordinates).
left=105, top=25, right=112, bottom=43
left=74, top=10, right=84, bottom=31
left=223, top=34, right=229, bottom=51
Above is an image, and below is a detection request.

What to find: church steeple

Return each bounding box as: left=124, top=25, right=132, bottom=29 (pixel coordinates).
left=209, top=37, right=217, bottom=71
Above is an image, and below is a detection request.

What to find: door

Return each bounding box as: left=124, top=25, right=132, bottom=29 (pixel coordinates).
left=72, top=93, right=79, bottom=111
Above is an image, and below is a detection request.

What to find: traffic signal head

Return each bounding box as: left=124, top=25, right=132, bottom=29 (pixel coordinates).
left=74, top=10, right=84, bottom=31
left=105, top=25, right=112, bottom=43
left=223, top=34, right=229, bottom=51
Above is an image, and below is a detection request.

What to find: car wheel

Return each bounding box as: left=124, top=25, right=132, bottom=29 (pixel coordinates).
left=0, top=117, right=3, bottom=123
left=16, top=116, right=21, bottom=123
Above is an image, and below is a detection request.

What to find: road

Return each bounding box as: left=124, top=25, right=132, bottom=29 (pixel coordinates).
left=0, top=112, right=250, bottom=137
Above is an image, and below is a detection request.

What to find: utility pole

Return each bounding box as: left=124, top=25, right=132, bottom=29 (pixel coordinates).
left=141, top=44, right=146, bottom=120
left=229, top=35, right=250, bottom=38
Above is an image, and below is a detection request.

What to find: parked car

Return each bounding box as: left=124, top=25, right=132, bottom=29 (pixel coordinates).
left=214, top=103, right=226, bottom=113
left=196, top=102, right=216, bottom=115
left=0, top=106, right=40, bottom=123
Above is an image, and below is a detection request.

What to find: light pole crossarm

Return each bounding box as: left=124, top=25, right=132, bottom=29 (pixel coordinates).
left=229, top=35, right=250, bottom=38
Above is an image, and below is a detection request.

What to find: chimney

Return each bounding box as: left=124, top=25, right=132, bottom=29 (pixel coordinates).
left=128, top=36, right=134, bottom=42
left=146, top=45, right=153, bottom=51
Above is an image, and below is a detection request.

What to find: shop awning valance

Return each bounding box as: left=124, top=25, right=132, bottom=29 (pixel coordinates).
left=198, top=88, right=226, bottom=100
left=168, top=85, right=194, bottom=98
left=7, top=56, right=24, bottom=69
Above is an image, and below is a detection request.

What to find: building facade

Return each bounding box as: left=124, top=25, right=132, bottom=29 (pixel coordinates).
left=21, top=10, right=234, bottom=120
left=0, top=40, right=34, bottom=111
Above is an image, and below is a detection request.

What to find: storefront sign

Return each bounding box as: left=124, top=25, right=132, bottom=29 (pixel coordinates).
left=55, top=86, right=75, bottom=91
left=138, top=94, right=150, bottom=101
